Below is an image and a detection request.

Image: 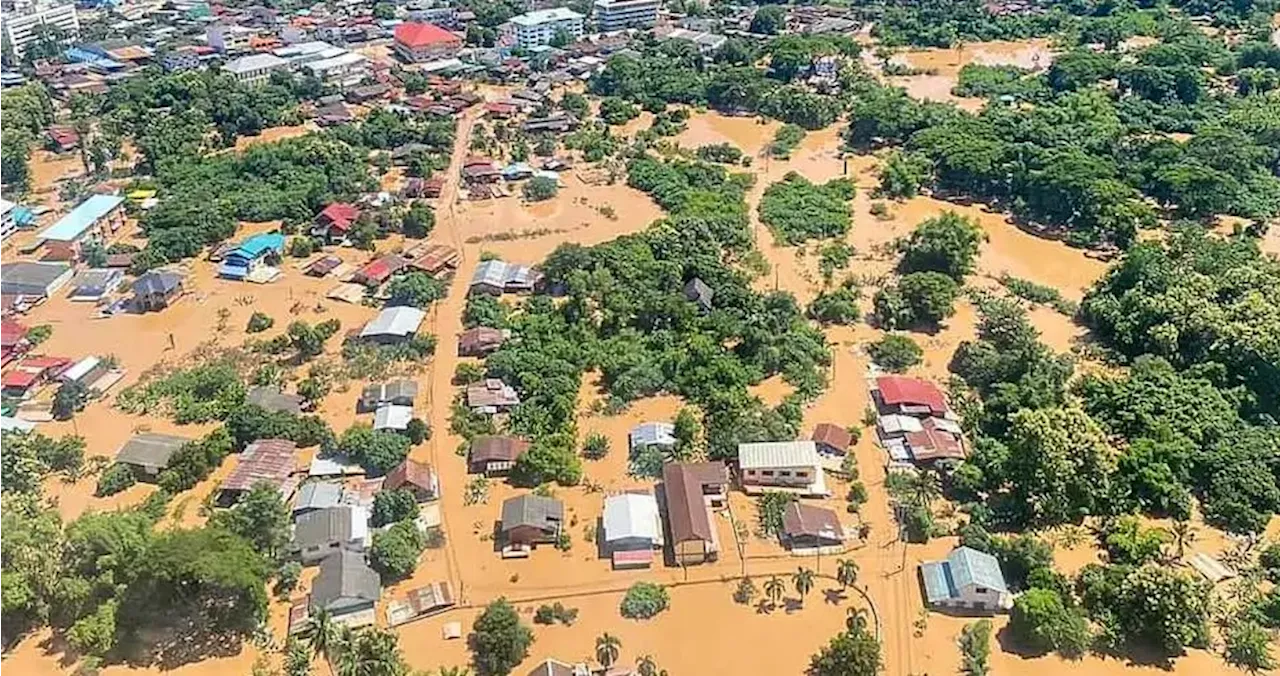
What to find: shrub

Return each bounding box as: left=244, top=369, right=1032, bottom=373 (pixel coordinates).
left=582, top=431, right=610, bottom=459
left=454, top=362, right=486, bottom=385
left=405, top=418, right=430, bottom=445
left=246, top=312, right=274, bottom=333
left=523, top=176, right=559, bottom=202
left=867, top=334, right=923, bottom=372
left=620, top=582, right=669, bottom=619
left=288, top=237, right=314, bottom=258
left=95, top=463, right=136, bottom=496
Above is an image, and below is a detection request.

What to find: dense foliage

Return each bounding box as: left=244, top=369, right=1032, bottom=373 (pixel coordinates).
left=758, top=173, right=855, bottom=245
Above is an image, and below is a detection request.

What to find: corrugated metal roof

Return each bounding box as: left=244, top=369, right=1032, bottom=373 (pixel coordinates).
left=737, top=441, right=819, bottom=470
left=373, top=404, right=413, bottom=430
left=360, top=306, right=425, bottom=338
left=602, top=492, right=661, bottom=543
left=948, top=546, right=1008, bottom=593
left=629, top=422, right=675, bottom=449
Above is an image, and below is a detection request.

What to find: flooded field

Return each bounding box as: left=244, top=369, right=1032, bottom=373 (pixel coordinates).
left=866, top=39, right=1056, bottom=111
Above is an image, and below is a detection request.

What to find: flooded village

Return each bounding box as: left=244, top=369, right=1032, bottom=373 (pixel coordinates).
left=3, top=2, right=1280, bottom=676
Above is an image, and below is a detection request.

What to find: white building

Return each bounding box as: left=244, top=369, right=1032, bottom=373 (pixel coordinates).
left=273, top=40, right=343, bottom=65
left=920, top=546, right=1013, bottom=612
left=222, top=52, right=290, bottom=86
left=737, top=440, right=829, bottom=497
left=305, top=50, right=369, bottom=89
left=503, top=7, right=583, bottom=49
left=1, top=1, right=79, bottom=59
left=593, top=0, right=659, bottom=32
left=602, top=492, right=663, bottom=569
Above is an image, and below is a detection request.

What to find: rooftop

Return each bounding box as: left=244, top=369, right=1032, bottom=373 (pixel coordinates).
left=602, top=492, right=662, bottom=543
left=38, top=194, right=124, bottom=242
left=116, top=433, right=192, bottom=471
left=510, top=7, right=584, bottom=26
left=223, top=52, right=289, bottom=74
left=394, top=21, right=460, bottom=47
left=876, top=375, right=948, bottom=414
left=737, top=440, right=820, bottom=470
left=501, top=494, right=564, bottom=531
left=360, top=306, right=425, bottom=339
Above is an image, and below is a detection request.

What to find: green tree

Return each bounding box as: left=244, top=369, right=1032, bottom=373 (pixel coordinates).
left=793, top=567, right=816, bottom=606
left=300, top=607, right=340, bottom=670
left=809, top=625, right=883, bottom=676
left=335, top=626, right=410, bottom=676
left=619, top=582, right=669, bottom=619
left=897, top=211, right=985, bottom=280
left=522, top=176, right=559, bottom=202
left=387, top=271, right=447, bottom=308
left=959, top=619, right=992, bottom=676
left=1009, top=588, right=1091, bottom=658
left=337, top=424, right=412, bottom=475
left=51, top=380, right=89, bottom=421
left=402, top=202, right=435, bottom=239
left=471, top=598, right=533, bottom=676
left=247, top=312, right=274, bottom=333
left=210, top=481, right=292, bottom=560
left=867, top=334, right=923, bottom=373
left=836, top=559, right=859, bottom=591
left=369, top=521, right=425, bottom=582
left=750, top=5, right=786, bottom=35
left=764, top=575, right=786, bottom=607
left=371, top=488, right=420, bottom=527
left=874, top=272, right=959, bottom=329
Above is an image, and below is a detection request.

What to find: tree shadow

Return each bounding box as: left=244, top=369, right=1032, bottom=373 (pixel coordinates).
left=782, top=598, right=804, bottom=614
left=755, top=599, right=774, bottom=615
left=120, top=618, right=249, bottom=670
left=822, top=588, right=847, bottom=605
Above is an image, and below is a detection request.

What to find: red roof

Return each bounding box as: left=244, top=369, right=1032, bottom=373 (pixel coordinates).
left=18, top=355, right=72, bottom=372
left=905, top=418, right=965, bottom=462
left=384, top=458, right=436, bottom=493
left=876, top=375, right=947, bottom=414
left=1, top=319, right=29, bottom=348
left=219, top=439, right=297, bottom=494
left=1, top=370, right=39, bottom=389
left=356, top=255, right=406, bottom=284
left=317, top=203, right=360, bottom=231
left=394, top=22, right=459, bottom=48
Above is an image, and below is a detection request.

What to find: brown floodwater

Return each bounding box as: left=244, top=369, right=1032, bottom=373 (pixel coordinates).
left=866, top=39, right=1056, bottom=111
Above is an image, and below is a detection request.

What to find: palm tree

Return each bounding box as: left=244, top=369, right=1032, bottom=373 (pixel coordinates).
left=595, top=632, right=621, bottom=669
left=793, top=567, right=816, bottom=607
left=764, top=575, right=786, bottom=608
left=734, top=576, right=757, bottom=604
left=912, top=470, right=942, bottom=507
left=636, top=654, right=658, bottom=676
left=846, top=607, right=870, bottom=633
left=438, top=667, right=473, bottom=676
left=835, top=559, right=859, bottom=590
left=336, top=627, right=402, bottom=676
left=301, top=607, right=339, bottom=671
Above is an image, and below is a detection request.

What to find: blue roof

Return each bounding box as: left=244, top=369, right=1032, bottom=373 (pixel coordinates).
left=38, top=195, right=125, bottom=242
left=64, top=47, right=125, bottom=71
left=947, top=546, right=1008, bottom=593
left=218, top=263, right=249, bottom=279
left=12, top=206, right=36, bottom=227
left=920, top=560, right=954, bottom=604
left=232, top=233, right=285, bottom=259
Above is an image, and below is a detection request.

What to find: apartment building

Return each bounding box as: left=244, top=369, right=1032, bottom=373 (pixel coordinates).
left=593, top=0, right=659, bottom=32
left=222, top=52, right=289, bottom=86
left=1, top=1, right=79, bottom=59
left=503, top=7, right=583, bottom=49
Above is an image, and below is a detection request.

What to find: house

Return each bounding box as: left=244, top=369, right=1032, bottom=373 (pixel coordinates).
left=919, top=546, right=1012, bottom=612
left=311, top=549, right=380, bottom=628
left=359, top=306, right=426, bottom=343
left=293, top=481, right=343, bottom=517
left=683, top=277, right=713, bottom=312
left=115, top=433, right=192, bottom=480
left=780, top=502, right=845, bottom=551
left=1, top=319, right=29, bottom=365
left=468, top=435, right=529, bottom=475
left=246, top=385, right=306, bottom=415
left=315, top=102, right=355, bottom=126
left=501, top=162, right=534, bottom=181
left=382, top=458, right=438, bottom=502
left=345, top=83, right=390, bottom=103
left=304, top=255, right=343, bottom=278
left=466, top=378, right=520, bottom=413
left=500, top=494, right=564, bottom=547
left=314, top=202, right=361, bottom=241
left=352, top=254, right=408, bottom=287
left=305, top=51, right=369, bottom=89
left=602, top=492, right=664, bottom=569
left=528, top=660, right=592, bottom=676
left=67, top=268, right=124, bottom=302
left=873, top=375, right=948, bottom=416
left=373, top=404, right=414, bottom=432
left=872, top=376, right=966, bottom=467
left=403, top=242, right=460, bottom=278
left=458, top=327, right=506, bottom=357
left=393, top=22, right=462, bottom=63
left=521, top=113, right=577, bottom=133
left=1, top=355, right=72, bottom=399
left=629, top=422, right=676, bottom=454
left=662, top=461, right=728, bottom=566
left=469, top=259, right=539, bottom=296
left=46, top=125, right=80, bottom=152
left=811, top=423, right=853, bottom=456
left=218, top=233, right=285, bottom=280
left=2, top=262, right=74, bottom=299
left=37, top=194, right=126, bottom=260
left=358, top=379, right=418, bottom=412
left=292, top=505, right=370, bottom=564
left=385, top=581, right=456, bottom=626
left=461, top=158, right=501, bottom=184
left=132, top=270, right=184, bottom=312
left=737, top=441, right=829, bottom=497
left=57, top=356, right=108, bottom=388
left=216, top=439, right=299, bottom=505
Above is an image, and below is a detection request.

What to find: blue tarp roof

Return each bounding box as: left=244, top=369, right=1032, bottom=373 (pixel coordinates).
left=233, top=233, right=285, bottom=258
left=12, top=206, right=36, bottom=227
left=218, top=263, right=249, bottom=279
left=38, top=195, right=124, bottom=242
left=65, top=47, right=125, bottom=71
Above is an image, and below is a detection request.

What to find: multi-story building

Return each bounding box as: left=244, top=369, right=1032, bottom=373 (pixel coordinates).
left=393, top=21, right=462, bottom=63
left=222, top=52, right=289, bottom=86
left=305, top=51, right=369, bottom=89
left=207, top=24, right=255, bottom=53
left=593, top=0, right=659, bottom=32
left=0, top=198, right=17, bottom=242
left=503, top=7, right=583, bottom=49
left=1, top=1, right=79, bottom=60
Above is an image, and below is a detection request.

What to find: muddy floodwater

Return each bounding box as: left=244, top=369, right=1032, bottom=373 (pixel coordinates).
left=867, top=39, right=1056, bottom=110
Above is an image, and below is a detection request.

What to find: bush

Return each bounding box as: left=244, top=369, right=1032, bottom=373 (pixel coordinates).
left=1010, top=588, right=1091, bottom=658
left=867, top=334, right=923, bottom=372
left=454, top=362, right=486, bottom=385
left=696, top=143, right=744, bottom=164
left=533, top=602, right=578, bottom=626
left=371, top=487, right=420, bottom=527
left=874, top=271, right=959, bottom=329
left=405, top=418, right=430, bottom=445
left=275, top=561, right=302, bottom=596
left=582, top=431, right=610, bottom=460
left=288, top=237, right=314, bottom=258
left=600, top=97, right=639, bottom=125
left=402, top=202, right=435, bottom=238
left=809, top=283, right=861, bottom=325
left=523, top=176, right=559, bottom=202
left=620, top=581, right=669, bottom=619
left=759, top=172, right=855, bottom=244
left=246, top=312, right=274, bottom=333
left=95, top=463, right=136, bottom=496
left=757, top=492, right=798, bottom=537
left=769, top=124, right=806, bottom=158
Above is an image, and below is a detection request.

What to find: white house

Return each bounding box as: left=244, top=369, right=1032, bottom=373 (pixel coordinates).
left=737, top=440, right=829, bottom=497
left=291, top=505, right=370, bottom=564
left=602, top=492, right=663, bottom=569
left=920, top=546, right=1013, bottom=612
left=222, top=53, right=290, bottom=86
